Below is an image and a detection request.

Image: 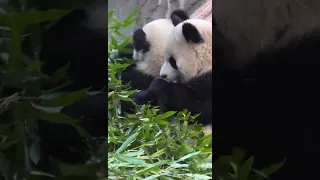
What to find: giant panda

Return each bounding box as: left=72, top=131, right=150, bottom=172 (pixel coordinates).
left=40, top=2, right=108, bottom=91
left=132, top=5, right=320, bottom=179
left=117, top=43, right=134, bottom=60
left=130, top=10, right=212, bottom=131
left=30, top=2, right=111, bottom=169
left=209, top=1, right=320, bottom=179
left=121, top=18, right=174, bottom=90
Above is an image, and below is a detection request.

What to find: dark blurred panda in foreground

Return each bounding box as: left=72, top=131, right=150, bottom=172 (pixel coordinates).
left=130, top=1, right=320, bottom=179
left=209, top=1, right=320, bottom=179
left=29, top=1, right=117, bottom=170
left=40, top=0, right=109, bottom=91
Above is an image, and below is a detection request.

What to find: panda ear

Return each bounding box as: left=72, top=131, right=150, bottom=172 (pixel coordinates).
left=182, top=23, right=204, bottom=43
left=133, top=29, right=146, bottom=43
left=133, top=29, right=150, bottom=53
left=171, top=9, right=189, bottom=26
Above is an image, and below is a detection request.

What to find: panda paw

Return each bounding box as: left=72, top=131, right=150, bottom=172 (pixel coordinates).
left=121, top=90, right=155, bottom=113
left=148, top=77, right=171, bottom=92
left=147, top=78, right=174, bottom=106
left=128, top=78, right=173, bottom=107
left=129, top=90, right=155, bottom=105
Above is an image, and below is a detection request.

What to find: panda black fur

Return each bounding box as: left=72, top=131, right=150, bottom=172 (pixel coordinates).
left=33, top=2, right=111, bottom=167
left=210, top=1, right=320, bottom=179
left=40, top=3, right=108, bottom=91
left=121, top=19, right=174, bottom=90
left=37, top=93, right=108, bottom=165
left=131, top=10, right=213, bottom=128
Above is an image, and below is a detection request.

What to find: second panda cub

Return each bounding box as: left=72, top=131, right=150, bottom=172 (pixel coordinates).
left=121, top=19, right=174, bottom=90
left=132, top=10, right=212, bottom=128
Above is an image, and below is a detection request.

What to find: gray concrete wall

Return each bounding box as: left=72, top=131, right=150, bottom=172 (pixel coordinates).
left=108, top=0, right=137, bottom=36
left=108, top=0, right=206, bottom=36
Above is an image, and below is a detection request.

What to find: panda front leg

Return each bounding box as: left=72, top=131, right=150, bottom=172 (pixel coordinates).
left=128, top=77, right=207, bottom=117
left=121, top=64, right=155, bottom=91
left=121, top=86, right=157, bottom=113
left=135, top=78, right=213, bottom=133
left=126, top=78, right=170, bottom=108
left=133, top=77, right=191, bottom=111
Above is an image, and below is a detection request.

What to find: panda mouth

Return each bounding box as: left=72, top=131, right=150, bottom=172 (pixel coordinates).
left=161, top=77, right=172, bottom=83
left=160, top=77, right=179, bottom=83
left=172, top=75, right=181, bottom=83
left=164, top=78, right=180, bottom=83
left=160, top=73, right=181, bottom=83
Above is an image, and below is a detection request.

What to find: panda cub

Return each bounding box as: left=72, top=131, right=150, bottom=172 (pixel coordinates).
left=121, top=19, right=174, bottom=90
left=131, top=10, right=212, bottom=128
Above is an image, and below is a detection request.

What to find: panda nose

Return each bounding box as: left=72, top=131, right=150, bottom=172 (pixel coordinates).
left=161, top=74, right=167, bottom=79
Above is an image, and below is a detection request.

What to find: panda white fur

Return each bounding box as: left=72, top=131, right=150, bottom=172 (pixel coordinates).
left=130, top=9, right=213, bottom=132
left=121, top=19, right=174, bottom=90
left=159, top=18, right=212, bottom=83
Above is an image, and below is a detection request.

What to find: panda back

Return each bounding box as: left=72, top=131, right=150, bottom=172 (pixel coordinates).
left=212, top=0, right=320, bottom=68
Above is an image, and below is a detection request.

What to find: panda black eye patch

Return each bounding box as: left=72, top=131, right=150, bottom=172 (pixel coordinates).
left=169, top=57, right=178, bottom=69
left=133, top=29, right=150, bottom=53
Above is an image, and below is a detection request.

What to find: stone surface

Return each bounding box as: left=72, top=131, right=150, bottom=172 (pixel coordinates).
left=108, top=0, right=206, bottom=36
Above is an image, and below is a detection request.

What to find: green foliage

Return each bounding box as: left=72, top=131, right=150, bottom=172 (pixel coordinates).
left=213, top=148, right=285, bottom=180
left=107, top=9, right=284, bottom=180
left=0, top=2, right=104, bottom=180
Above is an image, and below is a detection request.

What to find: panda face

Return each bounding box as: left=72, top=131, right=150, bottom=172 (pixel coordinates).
left=132, top=19, right=174, bottom=77
left=160, top=19, right=212, bottom=83
left=160, top=56, right=180, bottom=83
